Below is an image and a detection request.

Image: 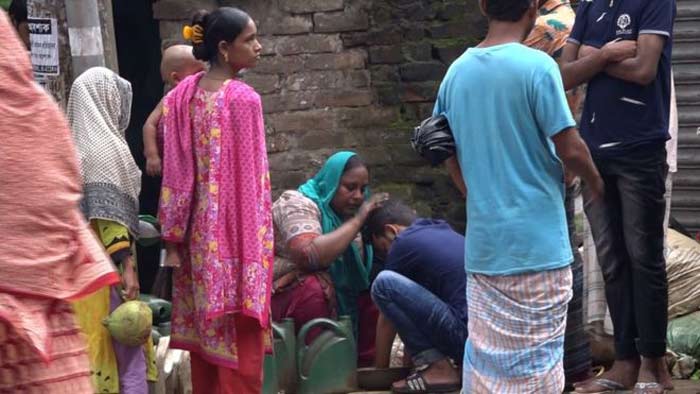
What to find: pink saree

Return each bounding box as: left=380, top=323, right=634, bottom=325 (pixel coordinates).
left=159, top=72, right=273, bottom=369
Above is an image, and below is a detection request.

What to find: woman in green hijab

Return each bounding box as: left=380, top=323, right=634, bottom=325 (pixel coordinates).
left=271, top=151, right=388, bottom=366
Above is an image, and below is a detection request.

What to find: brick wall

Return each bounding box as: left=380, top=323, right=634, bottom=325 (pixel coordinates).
left=153, top=0, right=487, bottom=230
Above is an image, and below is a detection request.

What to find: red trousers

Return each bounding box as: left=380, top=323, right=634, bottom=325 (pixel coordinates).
left=271, top=275, right=378, bottom=366
left=190, top=315, right=265, bottom=394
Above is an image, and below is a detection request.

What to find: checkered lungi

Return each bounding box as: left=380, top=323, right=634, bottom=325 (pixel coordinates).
left=462, top=266, right=573, bottom=394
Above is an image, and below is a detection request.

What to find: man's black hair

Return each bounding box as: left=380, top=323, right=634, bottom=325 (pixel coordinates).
left=484, top=0, right=533, bottom=22
left=365, top=199, right=417, bottom=239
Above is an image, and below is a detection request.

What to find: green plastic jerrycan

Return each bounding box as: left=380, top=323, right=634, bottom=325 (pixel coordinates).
left=157, top=321, right=171, bottom=337
left=137, top=214, right=161, bottom=247
left=264, top=319, right=297, bottom=394
left=139, top=294, right=172, bottom=325
left=263, top=351, right=279, bottom=394
left=151, top=327, right=161, bottom=346
left=274, top=319, right=297, bottom=393
left=297, top=316, right=358, bottom=394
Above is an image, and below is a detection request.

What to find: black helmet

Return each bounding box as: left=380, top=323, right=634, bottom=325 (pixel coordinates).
left=411, top=114, right=456, bottom=166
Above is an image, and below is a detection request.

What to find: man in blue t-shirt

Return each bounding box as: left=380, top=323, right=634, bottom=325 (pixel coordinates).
left=433, top=0, right=604, bottom=392
left=558, top=1, right=676, bottom=392
left=367, top=200, right=467, bottom=394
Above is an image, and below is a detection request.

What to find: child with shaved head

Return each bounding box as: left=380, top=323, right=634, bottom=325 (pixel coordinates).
left=143, top=45, right=205, bottom=176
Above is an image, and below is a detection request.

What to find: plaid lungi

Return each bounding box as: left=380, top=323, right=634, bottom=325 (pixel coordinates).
left=462, top=267, right=572, bottom=394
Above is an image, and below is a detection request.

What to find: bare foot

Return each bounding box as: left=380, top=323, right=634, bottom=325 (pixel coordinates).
left=391, top=358, right=460, bottom=392
left=637, top=356, right=674, bottom=390
left=575, top=358, right=640, bottom=393
left=567, top=369, right=595, bottom=389
left=572, top=365, right=605, bottom=388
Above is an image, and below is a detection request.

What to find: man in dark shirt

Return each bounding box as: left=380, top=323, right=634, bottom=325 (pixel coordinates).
left=367, top=200, right=467, bottom=393
left=559, top=0, right=676, bottom=392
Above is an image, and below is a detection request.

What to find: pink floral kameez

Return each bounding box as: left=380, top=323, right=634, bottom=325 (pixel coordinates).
left=159, top=74, right=273, bottom=371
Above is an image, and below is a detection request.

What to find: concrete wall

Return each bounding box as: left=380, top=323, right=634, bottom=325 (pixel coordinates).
left=153, top=0, right=487, bottom=229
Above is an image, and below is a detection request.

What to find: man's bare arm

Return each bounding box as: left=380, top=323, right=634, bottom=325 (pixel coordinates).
left=445, top=156, right=467, bottom=198
left=605, top=34, right=665, bottom=85
left=559, top=40, right=637, bottom=90
left=560, top=42, right=609, bottom=90
left=578, top=44, right=599, bottom=59
left=552, top=128, right=604, bottom=200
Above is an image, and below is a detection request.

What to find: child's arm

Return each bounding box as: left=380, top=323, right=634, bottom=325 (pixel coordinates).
left=143, top=99, right=164, bottom=177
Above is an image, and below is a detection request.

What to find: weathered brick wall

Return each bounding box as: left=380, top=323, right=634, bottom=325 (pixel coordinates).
left=154, top=0, right=486, bottom=230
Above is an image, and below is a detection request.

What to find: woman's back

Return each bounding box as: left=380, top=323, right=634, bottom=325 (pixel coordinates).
left=159, top=73, right=274, bottom=381
left=158, top=6, right=270, bottom=392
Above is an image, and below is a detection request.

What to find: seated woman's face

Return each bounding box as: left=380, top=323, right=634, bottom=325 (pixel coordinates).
left=331, top=165, right=369, bottom=219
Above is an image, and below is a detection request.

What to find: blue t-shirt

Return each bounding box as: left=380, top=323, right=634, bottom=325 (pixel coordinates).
left=434, top=43, right=574, bottom=276
left=385, top=219, right=467, bottom=323
left=568, top=0, right=675, bottom=156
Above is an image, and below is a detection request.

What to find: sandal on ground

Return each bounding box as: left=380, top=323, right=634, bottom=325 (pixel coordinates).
left=572, top=366, right=606, bottom=389
left=568, top=365, right=606, bottom=390
left=392, top=371, right=461, bottom=394
left=574, top=378, right=629, bottom=393
left=592, top=365, right=605, bottom=376
left=633, top=382, right=666, bottom=394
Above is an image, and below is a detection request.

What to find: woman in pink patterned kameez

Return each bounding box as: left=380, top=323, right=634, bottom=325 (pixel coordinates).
left=158, top=7, right=271, bottom=394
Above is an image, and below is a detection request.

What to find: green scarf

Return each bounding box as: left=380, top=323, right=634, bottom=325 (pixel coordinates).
left=298, top=151, right=373, bottom=332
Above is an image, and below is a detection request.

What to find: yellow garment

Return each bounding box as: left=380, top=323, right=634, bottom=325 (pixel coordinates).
left=72, top=219, right=157, bottom=393
left=95, top=218, right=131, bottom=257
left=146, top=337, right=157, bottom=382
left=73, top=286, right=120, bottom=393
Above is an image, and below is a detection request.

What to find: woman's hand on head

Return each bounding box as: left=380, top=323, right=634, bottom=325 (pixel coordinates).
left=306, top=192, right=388, bottom=268
left=358, top=192, right=389, bottom=221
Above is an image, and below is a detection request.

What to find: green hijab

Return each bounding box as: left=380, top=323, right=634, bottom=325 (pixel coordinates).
left=298, top=151, right=373, bottom=331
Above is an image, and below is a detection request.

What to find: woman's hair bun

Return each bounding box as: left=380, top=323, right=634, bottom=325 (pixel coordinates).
left=187, top=7, right=252, bottom=63
left=190, top=10, right=210, bottom=61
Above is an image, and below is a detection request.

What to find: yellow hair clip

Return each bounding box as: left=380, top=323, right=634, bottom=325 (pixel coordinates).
left=182, top=24, right=204, bottom=44
left=182, top=25, right=193, bottom=40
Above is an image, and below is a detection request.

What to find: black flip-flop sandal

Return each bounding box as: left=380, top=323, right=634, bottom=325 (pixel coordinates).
left=574, top=378, right=628, bottom=394
left=572, top=365, right=606, bottom=389
left=392, top=371, right=461, bottom=394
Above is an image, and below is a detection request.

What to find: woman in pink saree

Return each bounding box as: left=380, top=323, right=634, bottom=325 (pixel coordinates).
left=158, top=7, right=272, bottom=394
